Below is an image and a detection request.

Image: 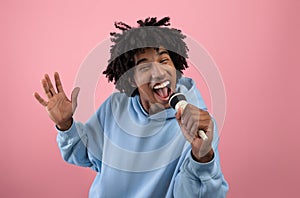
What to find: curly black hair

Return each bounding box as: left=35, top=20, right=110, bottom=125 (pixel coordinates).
left=103, top=16, right=189, bottom=96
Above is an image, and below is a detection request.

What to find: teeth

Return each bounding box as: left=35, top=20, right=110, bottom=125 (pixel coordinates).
left=153, top=81, right=170, bottom=89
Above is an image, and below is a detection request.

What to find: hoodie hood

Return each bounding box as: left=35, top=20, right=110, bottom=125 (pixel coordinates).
left=107, top=77, right=207, bottom=138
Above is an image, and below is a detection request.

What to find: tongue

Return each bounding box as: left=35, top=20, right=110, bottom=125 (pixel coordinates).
left=155, top=87, right=169, bottom=98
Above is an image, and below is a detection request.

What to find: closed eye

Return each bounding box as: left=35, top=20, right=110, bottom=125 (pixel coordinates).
left=160, top=58, right=169, bottom=64
left=138, top=63, right=151, bottom=71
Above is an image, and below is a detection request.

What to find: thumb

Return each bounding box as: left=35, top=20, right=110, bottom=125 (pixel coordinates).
left=175, top=107, right=182, bottom=122
left=71, top=87, right=80, bottom=113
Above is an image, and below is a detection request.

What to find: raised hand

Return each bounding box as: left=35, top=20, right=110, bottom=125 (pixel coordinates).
left=175, top=105, right=214, bottom=163
left=34, top=72, right=80, bottom=130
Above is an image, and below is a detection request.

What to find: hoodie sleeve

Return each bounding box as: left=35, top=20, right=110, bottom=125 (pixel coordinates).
left=56, top=121, right=92, bottom=167
left=173, top=120, right=229, bottom=198
left=56, top=102, right=106, bottom=172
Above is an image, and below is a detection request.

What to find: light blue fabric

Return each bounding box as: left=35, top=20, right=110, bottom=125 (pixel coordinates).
left=57, top=77, right=228, bottom=197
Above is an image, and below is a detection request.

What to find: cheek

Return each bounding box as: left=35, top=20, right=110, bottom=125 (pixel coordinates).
left=134, top=73, right=151, bottom=86
left=168, top=67, right=177, bottom=79
left=137, top=86, right=155, bottom=101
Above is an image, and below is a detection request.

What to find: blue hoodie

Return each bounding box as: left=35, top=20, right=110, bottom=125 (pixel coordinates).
left=56, top=77, right=228, bottom=197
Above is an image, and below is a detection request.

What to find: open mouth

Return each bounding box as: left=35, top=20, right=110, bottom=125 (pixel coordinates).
left=153, top=81, right=172, bottom=100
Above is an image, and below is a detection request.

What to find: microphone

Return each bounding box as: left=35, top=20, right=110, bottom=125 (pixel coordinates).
left=169, top=93, right=208, bottom=141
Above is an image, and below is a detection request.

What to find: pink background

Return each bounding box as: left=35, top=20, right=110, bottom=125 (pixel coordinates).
left=1, top=0, right=299, bottom=197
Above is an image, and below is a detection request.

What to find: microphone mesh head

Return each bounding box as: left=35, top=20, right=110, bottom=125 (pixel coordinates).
left=168, top=93, right=187, bottom=109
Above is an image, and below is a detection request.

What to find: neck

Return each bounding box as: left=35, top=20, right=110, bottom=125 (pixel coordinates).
left=139, top=98, right=167, bottom=115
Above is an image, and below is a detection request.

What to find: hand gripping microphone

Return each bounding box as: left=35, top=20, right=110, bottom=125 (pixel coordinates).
left=169, top=93, right=208, bottom=140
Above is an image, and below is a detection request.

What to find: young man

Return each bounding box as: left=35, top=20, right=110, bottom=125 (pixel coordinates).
left=34, top=17, right=228, bottom=197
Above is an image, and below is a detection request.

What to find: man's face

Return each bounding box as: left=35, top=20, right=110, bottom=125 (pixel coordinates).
left=133, top=47, right=177, bottom=114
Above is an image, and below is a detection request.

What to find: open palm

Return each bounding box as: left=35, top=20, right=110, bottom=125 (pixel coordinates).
left=34, top=72, right=79, bottom=130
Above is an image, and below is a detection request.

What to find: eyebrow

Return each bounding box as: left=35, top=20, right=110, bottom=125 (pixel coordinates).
left=158, top=50, right=169, bottom=56
left=136, top=58, right=148, bottom=66
left=136, top=50, right=170, bottom=65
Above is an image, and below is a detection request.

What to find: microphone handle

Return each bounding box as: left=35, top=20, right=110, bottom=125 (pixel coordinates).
left=175, top=101, right=208, bottom=141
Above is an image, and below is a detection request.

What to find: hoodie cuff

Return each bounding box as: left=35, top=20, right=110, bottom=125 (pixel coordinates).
left=186, top=150, right=219, bottom=182
left=56, top=121, right=78, bottom=139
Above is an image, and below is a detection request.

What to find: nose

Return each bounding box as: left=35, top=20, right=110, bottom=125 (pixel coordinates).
left=151, top=62, right=166, bottom=80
